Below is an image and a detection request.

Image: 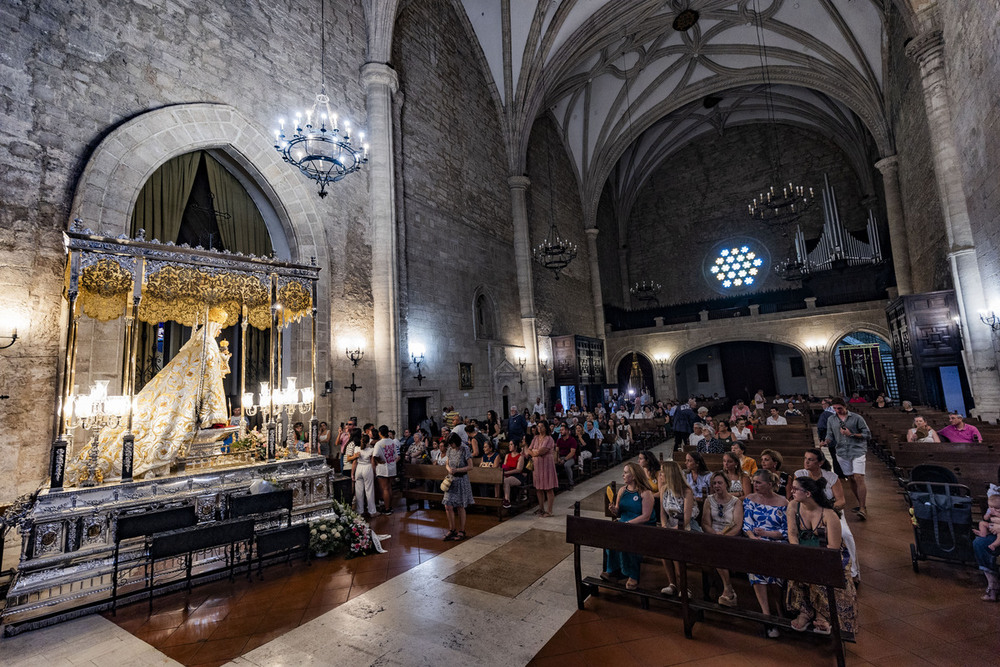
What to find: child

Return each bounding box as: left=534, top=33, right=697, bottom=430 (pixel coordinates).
left=973, top=485, right=1000, bottom=549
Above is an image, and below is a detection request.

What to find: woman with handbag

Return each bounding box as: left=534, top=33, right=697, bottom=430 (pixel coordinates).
left=658, top=461, right=695, bottom=596
left=501, top=439, right=527, bottom=508
left=601, top=462, right=655, bottom=590
left=786, top=475, right=858, bottom=634
left=701, top=471, right=743, bottom=607
left=442, top=433, right=474, bottom=541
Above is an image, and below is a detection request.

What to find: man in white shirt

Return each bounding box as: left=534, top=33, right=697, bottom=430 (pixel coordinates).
left=532, top=397, right=546, bottom=417
left=688, top=422, right=706, bottom=449
left=766, top=408, right=788, bottom=426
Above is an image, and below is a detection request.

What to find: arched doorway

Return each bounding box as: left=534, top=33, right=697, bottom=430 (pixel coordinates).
left=129, top=150, right=283, bottom=399
left=674, top=341, right=808, bottom=403
left=833, top=331, right=898, bottom=401
left=615, top=352, right=655, bottom=403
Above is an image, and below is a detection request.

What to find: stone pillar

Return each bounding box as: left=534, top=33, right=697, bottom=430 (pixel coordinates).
left=907, top=30, right=1000, bottom=420
left=874, top=155, right=914, bottom=295
left=618, top=246, right=630, bottom=305
left=508, top=175, right=541, bottom=397
left=361, top=62, right=401, bottom=429
left=585, top=228, right=606, bottom=338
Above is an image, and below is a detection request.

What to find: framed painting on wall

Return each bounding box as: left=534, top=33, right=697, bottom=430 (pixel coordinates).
left=459, top=362, right=474, bottom=390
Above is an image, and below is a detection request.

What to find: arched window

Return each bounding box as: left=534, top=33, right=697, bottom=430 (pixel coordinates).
left=474, top=290, right=496, bottom=340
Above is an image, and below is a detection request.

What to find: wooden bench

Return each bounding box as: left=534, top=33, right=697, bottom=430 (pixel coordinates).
left=402, top=464, right=508, bottom=519
left=566, top=503, right=854, bottom=666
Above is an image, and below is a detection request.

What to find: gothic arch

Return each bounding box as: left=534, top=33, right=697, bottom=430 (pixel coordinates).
left=69, top=103, right=328, bottom=268
left=472, top=285, right=499, bottom=341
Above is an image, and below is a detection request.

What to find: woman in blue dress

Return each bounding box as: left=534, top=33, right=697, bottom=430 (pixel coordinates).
left=742, top=469, right=789, bottom=638
left=600, top=462, right=655, bottom=589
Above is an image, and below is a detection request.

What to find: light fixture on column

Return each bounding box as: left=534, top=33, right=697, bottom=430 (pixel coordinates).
left=410, top=342, right=426, bottom=386
left=517, top=353, right=527, bottom=389
left=342, top=336, right=365, bottom=366
left=808, top=342, right=828, bottom=377
left=980, top=310, right=1000, bottom=332
left=539, top=353, right=551, bottom=373
left=654, top=354, right=668, bottom=381
left=0, top=326, right=18, bottom=351
left=272, top=0, right=368, bottom=198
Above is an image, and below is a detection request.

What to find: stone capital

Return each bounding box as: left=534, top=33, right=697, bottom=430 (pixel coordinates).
left=508, top=175, right=531, bottom=190
left=360, top=62, right=399, bottom=94
left=584, top=228, right=599, bottom=239
left=874, top=155, right=899, bottom=175
left=904, top=30, right=944, bottom=65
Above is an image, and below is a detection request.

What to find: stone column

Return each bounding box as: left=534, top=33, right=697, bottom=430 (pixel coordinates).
left=618, top=246, right=630, bottom=305
left=907, top=30, right=1000, bottom=420
left=585, top=228, right=607, bottom=337
left=508, top=176, right=541, bottom=397
left=874, top=155, right=914, bottom=295
left=361, top=62, right=401, bottom=429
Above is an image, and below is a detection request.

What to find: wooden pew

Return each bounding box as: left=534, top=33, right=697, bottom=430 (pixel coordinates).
left=401, top=463, right=507, bottom=519
left=566, top=503, right=854, bottom=666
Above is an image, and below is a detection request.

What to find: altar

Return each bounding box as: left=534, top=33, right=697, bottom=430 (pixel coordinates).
left=2, top=227, right=337, bottom=635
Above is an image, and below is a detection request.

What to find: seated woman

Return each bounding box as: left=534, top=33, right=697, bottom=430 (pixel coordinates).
left=501, top=440, right=527, bottom=508
left=731, top=440, right=758, bottom=476
left=721, top=451, right=752, bottom=498
left=658, top=461, right=696, bottom=597
left=637, top=450, right=660, bottom=495
left=479, top=439, right=502, bottom=497
left=555, top=427, right=579, bottom=489
left=684, top=451, right=712, bottom=504
left=786, top=476, right=858, bottom=635
left=907, top=415, right=941, bottom=443
left=749, top=409, right=765, bottom=434
left=759, top=448, right=789, bottom=497
left=742, top=470, right=789, bottom=638
left=601, top=462, right=655, bottom=590
left=731, top=417, right=753, bottom=441
left=873, top=393, right=889, bottom=409
left=701, top=471, right=743, bottom=606
left=900, top=400, right=917, bottom=414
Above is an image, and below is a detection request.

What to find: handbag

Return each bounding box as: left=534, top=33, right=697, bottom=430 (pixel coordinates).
left=440, top=475, right=453, bottom=492
left=525, top=458, right=534, bottom=471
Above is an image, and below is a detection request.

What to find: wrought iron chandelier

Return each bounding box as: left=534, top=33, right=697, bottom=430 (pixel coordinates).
left=533, top=141, right=577, bottom=279
left=745, top=1, right=813, bottom=223
left=630, top=280, right=662, bottom=304
left=273, top=0, right=368, bottom=198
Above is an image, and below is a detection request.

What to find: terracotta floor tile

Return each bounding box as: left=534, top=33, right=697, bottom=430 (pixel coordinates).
left=352, top=569, right=388, bottom=586
left=160, top=620, right=223, bottom=647
left=206, top=613, right=263, bottom=641
left=308, top=585, right=351, bottom=608
left=188, top=635, right=251, bottom=664
left=158, top=641, right=206, bottom=664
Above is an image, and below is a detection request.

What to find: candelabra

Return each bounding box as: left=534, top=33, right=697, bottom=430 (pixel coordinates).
left=630, top=281, right=663, bottom=305
left=517, top=354, right=526, bottom=389
left=0, top=327, right=17, bottom=350
left=980, top=310, right=1000, bottom=332
left=342, top=336, right=365, bottom=401
left=654, top=354, right=668, bottom=381
left=243, top=377, right=314, bottom=457
left=810, top=345, right=828, bottom=377
left=66, top=380, right=131, bottom=486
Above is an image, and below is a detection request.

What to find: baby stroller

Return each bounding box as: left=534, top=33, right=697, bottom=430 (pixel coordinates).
left=907, top=464, right=975, bottom=573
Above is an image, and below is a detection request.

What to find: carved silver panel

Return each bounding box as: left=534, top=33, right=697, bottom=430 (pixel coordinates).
left=33, top=523, right=65, bottom=558
left=80, top=516, right=108, bottom=547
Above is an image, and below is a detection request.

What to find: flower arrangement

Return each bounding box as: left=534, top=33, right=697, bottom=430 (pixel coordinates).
left=308, top=515, right=344, bottom=555
left=349, top=519, right=372, bottom=556
left=231, top=428, right=268, bottom=460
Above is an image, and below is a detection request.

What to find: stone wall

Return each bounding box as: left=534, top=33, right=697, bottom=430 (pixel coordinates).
left=0, top=0, right=372, bottom=503
left=606, top=299, right=891, bottom=401
left=594, top=181, right=623, bottom=310
left=620, top=123, right=876, bottom=307
left=885, top=5, right=950, bottom=293
left=393, top=0, right=526, bottom=420
left=937, top=1, right=1000, bottom=305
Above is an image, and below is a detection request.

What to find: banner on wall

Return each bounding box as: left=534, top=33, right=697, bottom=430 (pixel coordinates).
left=838, top=344, right=885, bottom=398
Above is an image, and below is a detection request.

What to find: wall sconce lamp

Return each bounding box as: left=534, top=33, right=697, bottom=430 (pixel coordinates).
left=0, top=328, right=18, bottom=351
left=539, top=353, right=550, bottom=373
left=517, top=353, right=527, bottom=389
left=340, top=336, right=365, bottom=401
left=980, top=310, right=1000, bottom=332
left=410, top=342, right=426, bottom=385
left=808, top=342, right=827, bottom=377
left=653, top=353, right=668, bottom=381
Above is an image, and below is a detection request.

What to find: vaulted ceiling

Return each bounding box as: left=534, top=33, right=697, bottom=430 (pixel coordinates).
left=455, top=0, right=893, bottom=223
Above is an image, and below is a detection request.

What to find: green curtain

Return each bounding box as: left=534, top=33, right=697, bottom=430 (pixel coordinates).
left=203, top=153, right=274, bottom=256
left=130, top=152, right=200, bottom=242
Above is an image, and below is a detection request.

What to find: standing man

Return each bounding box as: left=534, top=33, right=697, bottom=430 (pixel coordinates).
left=672, top=398, right=696, bottom=450
left=506, top=407, right=528, bottom=445
left=938, top=412, right=983, bottom=443
left=824, top=398, right=871, bottom=520
left=816, top=398, right=846, bottom=477
left=532, top=396, right=546, bottom=418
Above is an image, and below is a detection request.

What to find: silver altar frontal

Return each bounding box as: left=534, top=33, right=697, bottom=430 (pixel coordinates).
left=2, top=227, right=332, bottom=635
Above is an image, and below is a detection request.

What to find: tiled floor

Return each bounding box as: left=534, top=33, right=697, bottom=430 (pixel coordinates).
left=529, top=462, right=1000, bottom=666
left=104, top=506, right=500, bottom=667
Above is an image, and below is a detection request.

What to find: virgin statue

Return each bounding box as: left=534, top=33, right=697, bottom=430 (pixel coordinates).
left=66, top=316, right=231, bottom=485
